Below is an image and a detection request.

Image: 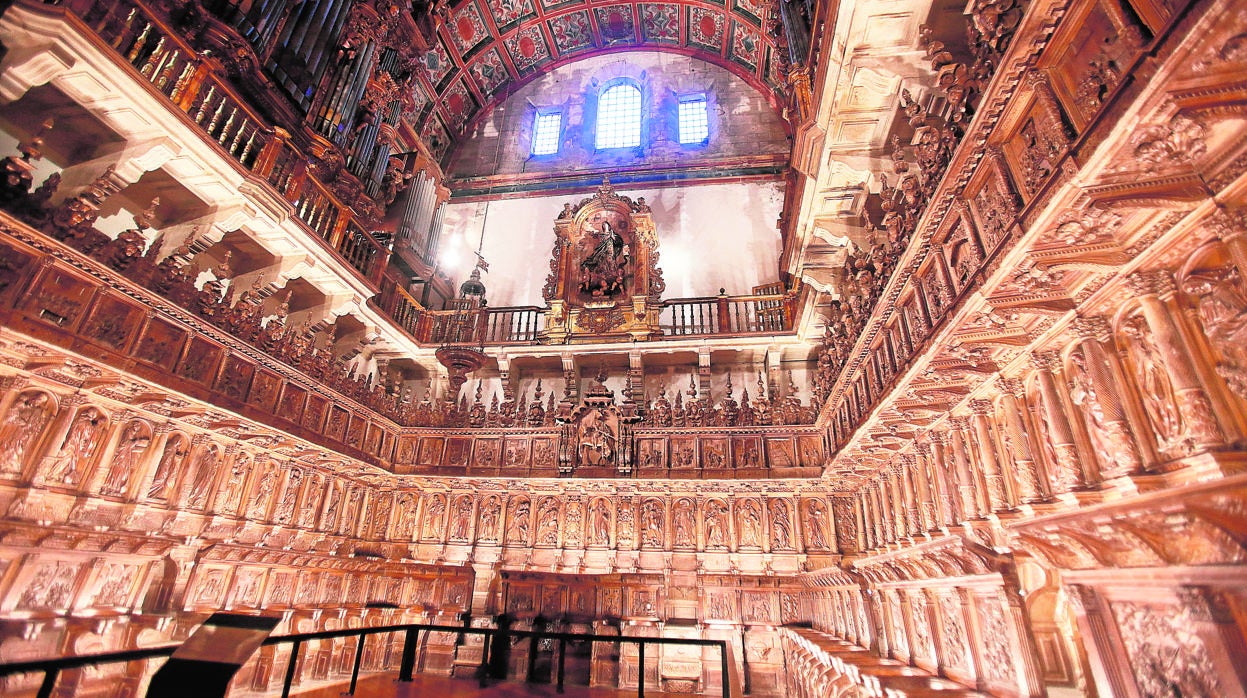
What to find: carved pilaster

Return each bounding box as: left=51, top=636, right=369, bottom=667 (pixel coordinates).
left=1030, top=351, right=1084, bottom=495
left=969, top=400, right=1008, bottom=511
left=1072, top=316, right=1144, bottom=479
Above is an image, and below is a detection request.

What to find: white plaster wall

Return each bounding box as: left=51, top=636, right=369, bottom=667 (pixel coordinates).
left=441, top=180, right=784, bottom=307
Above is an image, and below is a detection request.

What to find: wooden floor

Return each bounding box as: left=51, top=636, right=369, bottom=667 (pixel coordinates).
left=289, top=672, right=691, bottom=698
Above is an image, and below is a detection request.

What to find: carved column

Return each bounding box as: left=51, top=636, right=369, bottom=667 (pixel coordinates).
left=1071, top=316, right=1144, bottom=480
left=899, top=458, right=922, bottom=536
left=969, top=400, right=1008, bottom=512
left=1065, top=584, right=1140, bottom=698
left=873, top=481, right=893, bottom=545
left=927, top=434, right=958, bottom=525
left=947, top=419, right=980, bottom=520
left=1030, top=351, right=1084, bottom=495
left=998, top=378, right=1047, bottom=502
left=915, top=441, right=946, bottom=530
left=1124, top=271, right=1225, bottom=452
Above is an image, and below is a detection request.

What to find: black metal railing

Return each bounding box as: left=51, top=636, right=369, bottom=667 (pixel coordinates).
left=0, top=621, right=740, bottom=698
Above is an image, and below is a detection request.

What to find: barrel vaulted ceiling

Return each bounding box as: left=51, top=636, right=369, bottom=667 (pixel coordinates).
left=410, top=0, right=790, bottom=158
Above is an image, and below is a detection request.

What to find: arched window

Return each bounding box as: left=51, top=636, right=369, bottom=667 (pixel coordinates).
left=595, top=83, right=643, bottom=149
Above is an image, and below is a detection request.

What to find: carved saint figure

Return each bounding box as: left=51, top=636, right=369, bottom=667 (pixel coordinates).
left=451, top=495, right=473, bottom=540
left=299, top=474, right=323, bottom=528
left=769, top=499, right=793, bottom=549
left=147, top=434, right=188, bottom=500
left=507, top=499, right=530, bottom=543
left=578, top=219, right=628, bottom=297
left=673, top=498, right=695, bottom=548
left=44, top=407, right=107, bottom=486
left=479, top=495, right=501, bottom=541
left=536, top=497, right=560, bottom=545
left=577, top=408, right=615, bottom=466
left=704, top=500, right=727, bottom=548
left=393, top=493, right=417, bottom=539
left=642, top=499, right=664, bottom=547
left=737, top=499, right=762, bottom=548
left=216, top=453, right=249, bottom=514
left=1068, top=350, right=1116, bottom=468
left=100, top=420, right=151, bottom=496
left=247, top=463, right=279, bottom=518
left=590, top=498, right=612, bottom=546
left=804, top=499, right=830, bottom=549
left=0, top=391, right=53, bottom=476
left=423, top=494, right=446, bottom=540
left=1121, top=316, right=1185, bottom=453
left=321, top=481, right=342, bottom=530
left=184, top=445, right=221, bottom=509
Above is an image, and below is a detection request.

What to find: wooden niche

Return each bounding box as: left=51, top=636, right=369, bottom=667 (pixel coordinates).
left=541, top=177, right=665, bottom=343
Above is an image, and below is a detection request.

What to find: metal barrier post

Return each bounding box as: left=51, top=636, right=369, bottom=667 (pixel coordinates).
left=347, top=633, right=366, bottom=695
left=637, top=641, right=645, bottom=698
left=36, top=668, right=58, bottom=698
left=398, top=628, right=419, bottom=682
left=279, top=640, right=301, bottom=698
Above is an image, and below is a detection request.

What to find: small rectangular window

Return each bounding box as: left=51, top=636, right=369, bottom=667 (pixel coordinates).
left=532, top=111, right=562, bottom=155
left=678, top=96, right=709, bottom=144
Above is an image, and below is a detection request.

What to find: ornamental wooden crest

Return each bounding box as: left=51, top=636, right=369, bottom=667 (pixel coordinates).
left=541, top=178, right=665, bottom=342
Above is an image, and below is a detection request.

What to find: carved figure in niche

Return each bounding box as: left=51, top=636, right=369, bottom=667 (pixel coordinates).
left=1068, top=350, right=1116, bottom=466
left=184, top=444, right=221, bottom=509
left=479, top=495, right=501, bottom=541
left=642, top=499, right=664, bottom=547
left=1029, top=394, right=1073, bottom=492
left=536, top=497, right=560, bottom=545
left=44, top=407, right=106, bottom=485
left=673, top=498, right=695, bottom=548
left=705, top=500, right=727, bottom=548
left=703, top=441, right=725, bottom=468
left=804, top=499, right=830, bottom=549
left=394, top=493, right=417, bottom=538
left=451, top=495, right=473, bottom=540
left=248, top=463, right=278, bottom=518
left=577, top=408, right=617, bottom=467
left=769, top=499, right=793, bottom=549
left=423, top=494, right=446, bottom=540
left=508, top=499, right=530, bottom=543
left=321, top=481, right=342, bottom=529
left=1183, top=266, right=1247, bottom=399
left=280, top=469, right=307, bottom=524
left=100, top=420, right=151, bottom=495
left=147, top=434, right=187, bottom=500
left=1121, top=316, right=1185, bottom=453
left=578, top=220, right=628, bottom=298
left=217, top=453, right=249, bottom=514
left=590, top=498, right=612, bottom=546
left=738, top=499, right=762, bottom=548
left=298, top=474, right=323, bottom=527
left=0, top=391, right=53, bottom=476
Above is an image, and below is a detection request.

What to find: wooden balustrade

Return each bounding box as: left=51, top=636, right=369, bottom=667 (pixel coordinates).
left=374, top=277, right=792, bottom=346
left=662, top=293, right=792, bottom=337
left=58, top=0, right=390, bottom=291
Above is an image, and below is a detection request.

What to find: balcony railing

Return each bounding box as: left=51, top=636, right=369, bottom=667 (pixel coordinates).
left=375, top=279, right=795, bottom=346
left=0, top=621, right=741, bottom=698
left=63, top=0, right=390, bottom=288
